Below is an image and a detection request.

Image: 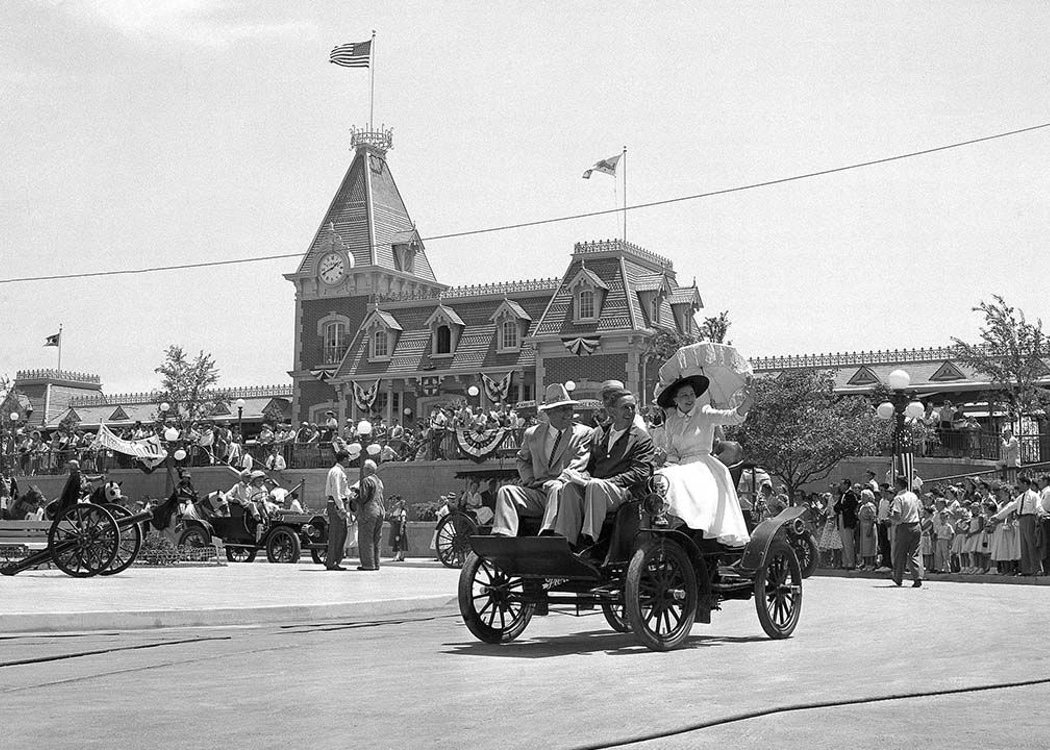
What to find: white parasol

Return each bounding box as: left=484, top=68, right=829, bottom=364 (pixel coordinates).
left=655, top=342, right=754, bottom=409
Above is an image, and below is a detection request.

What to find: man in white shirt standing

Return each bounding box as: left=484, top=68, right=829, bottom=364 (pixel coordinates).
left=1037, top=474, right=1050, bottom=575
left=889, top=475, right=924, bottom=588
left=324, top=450, right=352, bottom=571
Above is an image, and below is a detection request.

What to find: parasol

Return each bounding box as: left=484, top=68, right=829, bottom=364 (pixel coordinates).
left=655, top=342, right=754, bottom=409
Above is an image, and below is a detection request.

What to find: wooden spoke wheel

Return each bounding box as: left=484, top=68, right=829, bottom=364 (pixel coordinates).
left=48, top=504, right=120, bottom=578
left=458, top=552, right=534, bottom=644
left=266, top=527, right=301, bottom=563
left=754, top=539, right=803, bottom=639
left=225, top=546, right=257, bottom=563
left=625, top=539, right=698, bottom=651
left=789, top=531, right=819, bottom=579
left=600, top=598, right=631, bottom=633
left=310, top=547, right=327, bottom=565
left=178, top=526, right=212, bottom=548
left=99, top=504, right=142, bottom=576
left=436, top=512, right=477, bottom=569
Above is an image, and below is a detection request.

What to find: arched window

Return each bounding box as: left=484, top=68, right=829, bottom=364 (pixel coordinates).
left=436, top=325, right=452, bottom=354
left=323, top=321, right=347, bottom=364
left=500, top=320, right=519, bottom=350
left=372, top=329, right=388, bottom=359
left=578, top=290, right=595, bottom=319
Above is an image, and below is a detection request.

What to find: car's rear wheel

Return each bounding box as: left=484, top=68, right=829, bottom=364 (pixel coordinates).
left=625, top=539, right=697, bottom=651
left=266, top=527, right=301, bottom=563
left=178, top=526, right=211, bottom=548
left=600, top=599, right=630, bottom=633
left=789, top=531, right=819, bottom=579
left=436, top=512, right=477, bottom=569
left=754, top=539, right=803, bottom=639
left=310, top=547, right=327, bottom=565
left=225, top=546, right=257, bottom=563
left=458, top=551, right=534, bottom=644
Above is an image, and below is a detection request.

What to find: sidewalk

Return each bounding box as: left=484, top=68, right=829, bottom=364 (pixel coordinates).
left=815, top=567, right=1050, bottom=586
left=0, top=559, right=462, bottom=633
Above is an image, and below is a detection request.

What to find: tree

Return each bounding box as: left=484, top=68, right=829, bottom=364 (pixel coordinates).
left=698, top=310, right=732, bottom=345
left=951, top=295, right=1050, bottom=422
left=154, top=346, right=227, bottom=425
left=728, top=369, right=887, bottom=497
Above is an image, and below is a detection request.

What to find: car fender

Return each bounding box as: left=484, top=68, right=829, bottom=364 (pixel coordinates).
left=183, top=517, right=215, bottom=538
left=738, top=506, right=806, bottom=573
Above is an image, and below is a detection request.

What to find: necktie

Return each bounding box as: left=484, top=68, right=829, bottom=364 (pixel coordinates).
left=547, top=428, right=562, bottom=467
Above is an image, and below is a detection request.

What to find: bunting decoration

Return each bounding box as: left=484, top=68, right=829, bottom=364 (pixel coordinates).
left=310, top=367, right=337, bottom=383
left=561, top=335, right=601, bottom=356
left=352, top=379, right=381, bottom=412
left=481, top=372, right=513, bottom=404
left=455, top=425, right=509, bottom=463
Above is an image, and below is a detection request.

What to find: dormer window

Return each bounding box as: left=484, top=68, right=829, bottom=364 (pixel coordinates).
left=649, top=295, right=661, bottom=326
left=567, top=263, right=609, bottom=324
left=490, top=298, right=530, bottom=354
left=372, top=329, right=389, bottom=359
left=500, top=320, right=519, bottom=350
left=426, top=304, right=464, bottom=358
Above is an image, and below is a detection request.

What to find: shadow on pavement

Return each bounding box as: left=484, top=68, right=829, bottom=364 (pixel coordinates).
left=442, top=629, right=768, bottom=659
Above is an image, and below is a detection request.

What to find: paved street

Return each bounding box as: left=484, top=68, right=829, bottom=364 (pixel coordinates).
left=2, top=576, right=1048, bottom=749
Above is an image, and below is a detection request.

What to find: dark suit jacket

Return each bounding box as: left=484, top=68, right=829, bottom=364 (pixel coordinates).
left=586, top=423, right=656, bottom=489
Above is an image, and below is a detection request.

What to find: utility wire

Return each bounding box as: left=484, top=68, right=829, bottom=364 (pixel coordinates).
left=2, top=121, right=1048, bottom=286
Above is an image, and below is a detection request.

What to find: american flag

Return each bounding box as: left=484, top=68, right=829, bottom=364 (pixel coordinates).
left=895, top=451, right=915, bottom=489
left=330, top=41, right=371, bottom=68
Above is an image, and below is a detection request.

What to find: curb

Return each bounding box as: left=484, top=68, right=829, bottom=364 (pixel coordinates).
left=814, top=568, right=1050, bottom=586
left=0, top=595, right=459, bottom=634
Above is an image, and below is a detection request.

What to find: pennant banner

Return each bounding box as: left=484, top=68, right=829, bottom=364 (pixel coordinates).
left=561, top=335, right=601, bottom=356
left=352, top=379, right=381, bottom=412
left=455, top=426, right=508, bottom=463
left=582, top=154, right=621, bottom=179
left=481, top=372, right=513, bottom=404
left=310, top=368, right=337, bottom=383
left=92, top=424, right=167, bottom=470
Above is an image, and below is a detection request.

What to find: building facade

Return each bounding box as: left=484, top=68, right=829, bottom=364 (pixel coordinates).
left=286, top=127, right=704, bottom=425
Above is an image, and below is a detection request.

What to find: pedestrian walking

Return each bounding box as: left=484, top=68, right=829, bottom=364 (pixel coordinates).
left=324, top=450, right=352, bottom=571
left=355, top=459, right=386, bottom=571
left=890, top=476, right=924, bottom=587
left=387, top=494, right=408, bottom=561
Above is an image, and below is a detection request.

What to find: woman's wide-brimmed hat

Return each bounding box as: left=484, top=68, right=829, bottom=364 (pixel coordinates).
left=538, top=383, right=578, bottom=410
left=656, top=374, right=711, bottom=409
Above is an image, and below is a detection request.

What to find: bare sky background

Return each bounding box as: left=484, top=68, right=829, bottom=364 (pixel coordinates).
left=2, top=1, right=1049, bottom=394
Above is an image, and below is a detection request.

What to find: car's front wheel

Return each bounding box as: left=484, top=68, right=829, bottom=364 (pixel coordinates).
left=458, top=552, right=534, bottom=644
left=754, top=539, right=803, bottom=639
left=266, top=527, right=301, bottom=563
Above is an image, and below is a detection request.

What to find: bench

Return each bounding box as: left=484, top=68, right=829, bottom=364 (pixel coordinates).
left=0, top=520, right=51, bottom=562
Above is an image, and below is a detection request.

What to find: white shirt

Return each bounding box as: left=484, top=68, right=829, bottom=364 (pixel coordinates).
left=544, top=426, right=563, bottom=462
left=605, top=425, right=627, bottom=453
left=325, top=464, right=350, bottom=512
left=265, top=454, right=287, bottom=471
left=891, top=491, right=922, bottom=524
left=1039, top=486, right=1050, bottom=516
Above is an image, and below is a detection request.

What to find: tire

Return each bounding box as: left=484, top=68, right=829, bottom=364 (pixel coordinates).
left=601, top=600, right=631, bottom=633
left=790, top=531, right=819, bottom=579
left=178, top=526, right=212, bottom=548
left=310, top=547, right=327, bottom=565
left=625, top=538, right=698, bottom=651
left=436, top=513, right=478, bottom=569
left=458, top=551, right=534, bottom=644
left=266, top=527, right=301, bottom=563
left=225, top=546, right=257, bottom=563
left=100, top=504, right=142, bottom=576
left=48, top=504, right=120, bottom=578
left=754, top=538, right=803, bottom=639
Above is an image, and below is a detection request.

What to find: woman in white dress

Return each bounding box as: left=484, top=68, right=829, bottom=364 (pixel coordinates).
left=653, top=374, right=753, bottom=547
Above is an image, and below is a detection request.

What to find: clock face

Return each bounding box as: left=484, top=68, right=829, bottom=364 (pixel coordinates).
left=319, top=252, right=347, bottom=285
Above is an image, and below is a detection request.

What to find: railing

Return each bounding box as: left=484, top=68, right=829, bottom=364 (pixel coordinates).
left=921, top=461, right=1050, bottom=490
left=912, top=429, right=1050, bottom=463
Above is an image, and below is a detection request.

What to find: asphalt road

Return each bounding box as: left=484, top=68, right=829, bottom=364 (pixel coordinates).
left=2, top=577, right=1048, bottom=749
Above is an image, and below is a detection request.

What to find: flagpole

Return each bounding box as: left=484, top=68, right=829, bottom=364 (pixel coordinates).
left=622, top=146, right=627, bottom=242
left=57, top=323, right=63, bottom=372
left=369, top=30, right=376, bottom=130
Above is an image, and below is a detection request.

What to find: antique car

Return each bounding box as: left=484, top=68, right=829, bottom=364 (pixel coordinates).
left=178, top=501, right=329, bottom=564
left=735, top=462, right=819, bottom=578
left=433, top=466, right=517, bottom=568
left=458, top=474, right=804, bottom=652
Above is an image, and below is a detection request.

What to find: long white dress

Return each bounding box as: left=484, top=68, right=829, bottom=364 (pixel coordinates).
left=655, top=400, right=751, bottom=547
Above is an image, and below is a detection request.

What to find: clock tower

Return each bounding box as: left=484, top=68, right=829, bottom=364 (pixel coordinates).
left=285, top=126, right=446, bottom=423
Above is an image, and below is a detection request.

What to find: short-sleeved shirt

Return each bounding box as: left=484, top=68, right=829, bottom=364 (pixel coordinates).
left=892, top=491, right=922, bottom=524
left=325, top=464, right=350, bottom=511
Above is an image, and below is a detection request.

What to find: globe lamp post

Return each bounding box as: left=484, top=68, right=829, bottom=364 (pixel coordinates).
left=235, top=398, right=246, bottom=441
left=876, top=369, right=924, bottom=482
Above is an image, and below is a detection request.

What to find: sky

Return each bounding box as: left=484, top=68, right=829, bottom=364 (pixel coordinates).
left=2, top=1, right=1049, bottom=395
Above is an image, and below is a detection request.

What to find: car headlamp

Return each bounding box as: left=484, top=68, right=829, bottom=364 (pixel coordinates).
left=643, top=493, right=670, bottom=517
left=790, top=518, right=806, bottom=536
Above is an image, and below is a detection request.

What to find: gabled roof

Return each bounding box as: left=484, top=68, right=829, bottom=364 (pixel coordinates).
left=293, top=145, right=438, bottom=283
left=362, top=309, right=404, bottom=332
left=566, top=264, right=610, bottom=291
left=846, top=366, right=880, bottom=386
left=929, top=361, right=966, bottom=382
left=534, top=256, right=634, bottom=336
left=425, top=304, right=465, bottom=327
left=668, top=286, right=702, bottom=308
left=490, top=298, right=531, bottom=322
left=632, top=272, right=672, bottom=294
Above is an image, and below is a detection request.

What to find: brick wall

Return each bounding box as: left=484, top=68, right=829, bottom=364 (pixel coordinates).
left=542, top=353, right=629, bottom=388
left=298, top=296, right=370, bottom=370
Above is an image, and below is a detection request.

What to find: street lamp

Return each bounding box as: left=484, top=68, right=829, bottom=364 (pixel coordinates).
left=876, top=369, right=924, bottom=483
left=235, top=398, right=246, bottom=440
left=4, top=411, right=18, bottom=473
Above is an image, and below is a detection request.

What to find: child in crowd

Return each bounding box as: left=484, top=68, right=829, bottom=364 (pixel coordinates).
left=933, top=508, right=954, bottom=574
left=387, top=495, right=408, bottom=562
left=920, top=506, right=935, bottom=572
left=962, top=501, right=984, bottom=574
left=951, top=505, right=970, bottom=573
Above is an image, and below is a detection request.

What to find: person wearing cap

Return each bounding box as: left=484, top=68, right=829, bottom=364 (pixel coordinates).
left=652, top=371, right=753, bottom=547
left=556, top=386, right=655, bottom=550
left=491, top=383, right=593, bottom=538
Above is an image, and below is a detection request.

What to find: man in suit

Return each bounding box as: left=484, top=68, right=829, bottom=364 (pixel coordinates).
left=491, top=383, right=592, bottom=537
left=557, top=387, right=655, bottom=548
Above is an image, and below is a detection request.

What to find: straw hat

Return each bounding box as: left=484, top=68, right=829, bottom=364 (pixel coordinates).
left=538, top=383, right=578, bottom=410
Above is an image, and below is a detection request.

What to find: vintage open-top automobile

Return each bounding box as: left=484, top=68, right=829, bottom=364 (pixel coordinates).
left=458, top=473, right=804, bottom=651
left=178, top=502, right=329, bottom=564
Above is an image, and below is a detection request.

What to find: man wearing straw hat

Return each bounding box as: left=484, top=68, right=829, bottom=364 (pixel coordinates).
left=491, top=383, right=593, bottom=538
